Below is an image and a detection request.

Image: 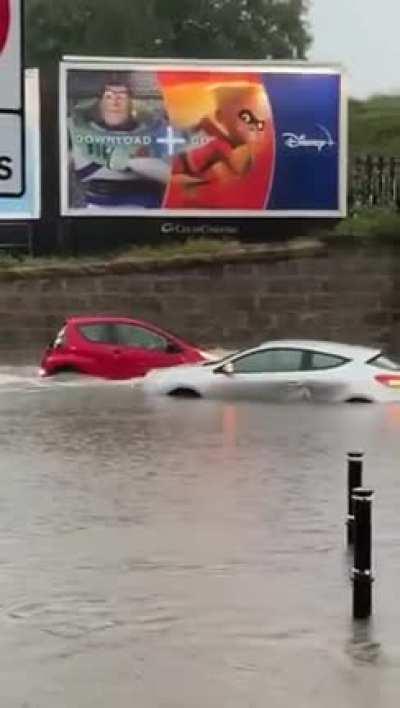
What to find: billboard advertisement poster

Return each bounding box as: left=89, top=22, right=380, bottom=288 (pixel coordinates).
left=60, top=59, right=347, bottom=218
left=0, top=68, right=41, bottom=219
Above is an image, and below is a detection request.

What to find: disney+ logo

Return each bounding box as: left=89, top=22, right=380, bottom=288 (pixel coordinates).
left=282, top=124, right=335, bottom=153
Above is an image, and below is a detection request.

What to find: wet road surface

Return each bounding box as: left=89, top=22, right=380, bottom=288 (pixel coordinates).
left=1, top=366, right=400, bottom=707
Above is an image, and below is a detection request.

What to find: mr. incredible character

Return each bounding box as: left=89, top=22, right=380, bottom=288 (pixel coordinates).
left=68, top=73, right=170, bottom=209
left=172, top=84, right=271, bottom=184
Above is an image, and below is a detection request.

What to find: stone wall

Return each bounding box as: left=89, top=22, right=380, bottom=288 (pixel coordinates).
left=1, top=241, right=400, bottom=363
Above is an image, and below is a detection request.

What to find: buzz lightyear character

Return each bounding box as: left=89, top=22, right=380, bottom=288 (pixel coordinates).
left=68, top=78, right=171, bottom=209
left=107, top=113, right=191, bottom=187
left=106, top=112, right=176, bottom=185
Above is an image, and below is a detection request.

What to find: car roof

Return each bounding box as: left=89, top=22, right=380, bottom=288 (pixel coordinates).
left=67, top=316, right=141, bottom=325
left=253, top=339, right=381, bottom=361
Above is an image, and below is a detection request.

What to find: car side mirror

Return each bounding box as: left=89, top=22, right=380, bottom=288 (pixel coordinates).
left=215, top=361, right=234, bottom=375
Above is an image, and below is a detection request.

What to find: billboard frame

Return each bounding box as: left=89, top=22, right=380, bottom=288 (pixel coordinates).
left=59, top=56, right=348, bottom=219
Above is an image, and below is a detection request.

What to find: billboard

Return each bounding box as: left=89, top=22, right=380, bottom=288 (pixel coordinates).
left=60, top=58, right=347, bottom=218
left=0, top=68, right=40, bottom=219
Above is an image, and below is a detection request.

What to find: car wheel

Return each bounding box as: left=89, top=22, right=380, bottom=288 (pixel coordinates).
left=52, top=366, right=81, bottom=375
left=344, top=397, right=373, bottom=404
left=168, top=388, right=201, bottom=398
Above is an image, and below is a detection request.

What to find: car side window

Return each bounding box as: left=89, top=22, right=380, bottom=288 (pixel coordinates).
left=309, top=352, right=349, bottom=370
left=79, top=323, right=114, bottom=344
left=233, top=348, right=304, bottom=373
left=114, top=324, right=168, bottom=351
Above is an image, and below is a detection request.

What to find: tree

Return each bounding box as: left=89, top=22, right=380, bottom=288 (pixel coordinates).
left=26, top=0, right=311, bottom=67
left=26, top=0, right=311, bottom=239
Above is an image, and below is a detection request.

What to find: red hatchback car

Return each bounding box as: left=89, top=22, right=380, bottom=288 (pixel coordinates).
left=39, top=316, right=207, bottom=380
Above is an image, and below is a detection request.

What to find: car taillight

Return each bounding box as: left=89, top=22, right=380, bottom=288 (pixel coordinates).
left=375, top=374, right=400, bottom=388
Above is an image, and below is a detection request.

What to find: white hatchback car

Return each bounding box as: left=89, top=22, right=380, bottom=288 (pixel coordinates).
left=142, top=339, right=400, bottom=403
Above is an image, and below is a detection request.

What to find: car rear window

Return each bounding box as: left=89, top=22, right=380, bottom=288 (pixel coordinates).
left=309, top=352, right=350, bottom=370
left=367, top=353, right=400, bottom=371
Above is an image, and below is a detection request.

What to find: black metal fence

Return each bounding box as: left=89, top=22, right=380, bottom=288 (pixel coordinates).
left=349, top=156, right=400, bottom=211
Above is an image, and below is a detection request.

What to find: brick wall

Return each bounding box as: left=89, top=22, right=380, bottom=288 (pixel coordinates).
left=1, top=242, right=400, bottom=363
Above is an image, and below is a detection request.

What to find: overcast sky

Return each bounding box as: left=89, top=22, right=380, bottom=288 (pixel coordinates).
left=309, top=0, right=400, bottom=98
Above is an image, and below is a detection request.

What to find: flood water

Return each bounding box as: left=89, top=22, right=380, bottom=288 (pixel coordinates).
left=1, top=366, right=400, bottom=707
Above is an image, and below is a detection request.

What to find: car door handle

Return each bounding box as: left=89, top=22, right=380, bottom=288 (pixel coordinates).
left=112, top=348, right=122, bottom=356
left=287, top=381, right=302, bottom=387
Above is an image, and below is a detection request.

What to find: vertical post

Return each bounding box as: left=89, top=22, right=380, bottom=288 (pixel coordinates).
left=352, top=488, right=374, bottom=620
left=347, top=452, right=363, bottom=546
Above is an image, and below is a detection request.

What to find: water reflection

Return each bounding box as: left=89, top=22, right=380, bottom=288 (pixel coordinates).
left=347, top=619, right=382, bottom=664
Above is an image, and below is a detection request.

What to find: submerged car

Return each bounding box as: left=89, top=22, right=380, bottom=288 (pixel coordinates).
left=39, top=316, right=207, bottom=380
left=142, top=339, right=400, bottom=403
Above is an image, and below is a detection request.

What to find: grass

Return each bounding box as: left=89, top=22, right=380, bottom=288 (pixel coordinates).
left=111, top=237, right=243, bottom=260
left=318, top=208, right=400, bottom=240
left=0, top=237, right=242, bottom=269
left=0, top=235, right=332, bottom=280
left=0, top=236, right=312, bottom=277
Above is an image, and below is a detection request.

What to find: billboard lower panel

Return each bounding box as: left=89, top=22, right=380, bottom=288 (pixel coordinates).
left=60, top=60, right=347, bottom=218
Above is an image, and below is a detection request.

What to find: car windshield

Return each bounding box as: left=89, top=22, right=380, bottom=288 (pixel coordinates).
left=201, top=347, right=250, bottom=367
left=49, top=325, right=66, bottom=349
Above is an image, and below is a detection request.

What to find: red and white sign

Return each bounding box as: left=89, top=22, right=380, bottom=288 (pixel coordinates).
left=0, top=0, right=11, bottom=54
left=0, top=0, right=21, bottom=110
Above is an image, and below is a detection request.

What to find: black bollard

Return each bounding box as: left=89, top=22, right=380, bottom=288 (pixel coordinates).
left=346, top=452, right=364, bottom=546
left=352, top=487, right=374, bottom=620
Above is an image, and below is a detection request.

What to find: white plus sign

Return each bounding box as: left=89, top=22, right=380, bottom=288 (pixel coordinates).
left=156, top=125, right=186, bottom=157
